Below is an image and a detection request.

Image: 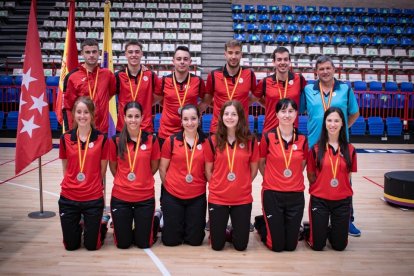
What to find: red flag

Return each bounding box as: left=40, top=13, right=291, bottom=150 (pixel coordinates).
left=56, top=0, right=78, bottom=130
left=15, top=0, right=52, bottom=174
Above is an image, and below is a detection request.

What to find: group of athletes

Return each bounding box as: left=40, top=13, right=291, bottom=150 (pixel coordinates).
left=58, top=38, right=361, bottom=252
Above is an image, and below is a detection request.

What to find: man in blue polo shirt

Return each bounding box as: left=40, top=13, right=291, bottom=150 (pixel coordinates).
left=300, top=55, right=361, bottom=237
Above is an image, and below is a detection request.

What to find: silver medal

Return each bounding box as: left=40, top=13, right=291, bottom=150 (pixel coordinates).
left=227, top=172, right=236, bottom=181
left=178, top=107, right=182, bottom=115
left=185, top=174, right=193, bottom=183
left=330, top=178, right=339, bottom=187
left=127, top=172, right=136, bottom=181
left=77, top=172, right=86, bottom=182
left=283, top=169, right=292, bottom=178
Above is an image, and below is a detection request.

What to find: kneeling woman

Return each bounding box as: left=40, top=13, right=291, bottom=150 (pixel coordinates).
left=205, top=100, right=259, bottom=251
left=159, top=104, right=210, bottom=246
left=306, top=107, right=357, bottom=251
left=109, top=102, right=161, bottom=249
left=58, top=96, right=108, bottom=251
left=257, top=98, right=308, bottom=252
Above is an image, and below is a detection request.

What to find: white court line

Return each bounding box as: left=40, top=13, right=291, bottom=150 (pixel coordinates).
left=2, top=180, right=171, bottom=276
left=358, top=168, right=412, bottom=171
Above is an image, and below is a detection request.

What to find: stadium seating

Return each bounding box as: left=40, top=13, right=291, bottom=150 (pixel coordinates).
left=386, top=117, right=403, bottom=136
left=350, top=116, right=366, bottom=136
left=367, top=117, right=384, bottom=136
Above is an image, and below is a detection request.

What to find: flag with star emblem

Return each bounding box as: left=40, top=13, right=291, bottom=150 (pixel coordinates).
left=15, top=0, right=52, bottom=174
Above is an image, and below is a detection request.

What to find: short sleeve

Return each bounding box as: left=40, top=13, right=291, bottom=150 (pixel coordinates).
left=109, top=137, right=117, bottom=162
left=348, top=88, right=359, bottom=116
left=59, top=135, right=67, bottom=159
left=101, top=135, right=109, bottom=160
left=161, top=136, right=172, bottom=159
left=154, top=76, right=163, bottom=96
left=250, top=138, right=260, bottom=163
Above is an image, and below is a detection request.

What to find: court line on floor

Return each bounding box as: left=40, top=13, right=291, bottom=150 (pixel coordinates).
left=0, top=159, right=14, bottom=166
left=0, top=157, right=59, bottom=185
left=1, top=179, right=171, bottom=276
left=363, top=176, right=384, bottom=189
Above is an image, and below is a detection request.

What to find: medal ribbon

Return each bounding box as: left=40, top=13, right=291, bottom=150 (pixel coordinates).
left=276, top=127, right=295, bottom=171
left=223, top=68, right=242, bottom=100
left=225, top=142, right=237, bottom=173
left=276, top=75, right=288, bottom=99
left=319, top=82, right=333, bottom=112
left=86, top=68, right=99, bottom=100
left=326, top=143, right=340, bottom=179
left=77, top=129, right=92, bottom=174
left=126, top=68, right=144, bottom=101
left=183, top=133, right=198, bottom=175
left=172, top=72, right=191, bottom=109
left=126, top=129, right=142, bottom=173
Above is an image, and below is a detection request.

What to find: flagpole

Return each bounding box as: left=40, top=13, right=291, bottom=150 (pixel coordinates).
left=28, top=157, right=55, bottom=219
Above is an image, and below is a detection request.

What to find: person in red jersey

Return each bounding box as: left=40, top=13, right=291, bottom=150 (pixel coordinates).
left=58, top=96, right=109, bottom=251
left=253, top=47, right=306, bottom=133
left=205, top=100, right=259, bottom=251
left=108, top=102, right=161, bottom=249
left=202, top=39, right=257, bottom=133
left=154, top=46, right=206, bottom=147
left=305, top=107, right=357, bottom=251
left=115, top=40, right=159, bottom=133
left=255, top=98, right=308, bottom=252
left=158, top=104, right=210, bottom=246
left=63, top=38, right=116, bottom=133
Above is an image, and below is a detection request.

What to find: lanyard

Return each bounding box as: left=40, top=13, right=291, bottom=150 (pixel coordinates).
left=319, top=82, right=333, bottom=112
left=326, top=143, right=340, bottom=179
left=223, top=68, right=242, bottom=100
left=86, top=68, right=99, bottom=100
left=172, top=72, right=191, bottom=108
left=77, top=129, right=91, bottom=173
left=276, top=127, right=295, bottom=171
left=126, top=130, right=142, bottom=173
left=225, top=142, right=237, bottom=173
left=183, top=133, right=198, bottom=175
left=126, top=68, right=144, bottom=101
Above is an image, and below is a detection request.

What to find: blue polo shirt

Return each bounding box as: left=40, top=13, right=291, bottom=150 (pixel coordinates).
left=300, top=79, right=359, bottom=148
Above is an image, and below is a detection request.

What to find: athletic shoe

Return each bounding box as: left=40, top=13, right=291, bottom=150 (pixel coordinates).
left=101, top=214, right=110, bottom=224
left=154, top=209, right=163, bottom=232
left=348, top=222, right=361, bottom=237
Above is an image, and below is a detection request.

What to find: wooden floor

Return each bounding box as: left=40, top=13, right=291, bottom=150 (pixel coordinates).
left=0, top=139, right=413, bottom=275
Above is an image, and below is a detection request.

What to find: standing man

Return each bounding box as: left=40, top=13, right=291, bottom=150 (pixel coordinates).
left=155, top=46, right=206, bottom=147
left=253, top=46, right=306, bottom=133
left=115, top=40, right=158, bottom=133
left=202, top=39, right=257, bottom=133
left=300, top=55, right=361, bottom=237
left=63, top=38, right=116, bottom=133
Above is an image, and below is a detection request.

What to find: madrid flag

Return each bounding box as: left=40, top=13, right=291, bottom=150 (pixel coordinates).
left=15, top=0, right=52, bottom=174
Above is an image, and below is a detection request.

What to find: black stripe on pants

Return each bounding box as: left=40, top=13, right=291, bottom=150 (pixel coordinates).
left=308, top=195, right=351, bottom=251
left=161, top=187, right=206, bottom=246
left=261, top=190, right=304, bottom=252
left=58, top=196, right=104, bottom=251
left=208, top=202, right=252, bottom=251
left=111, top=196, right=156, bottom=249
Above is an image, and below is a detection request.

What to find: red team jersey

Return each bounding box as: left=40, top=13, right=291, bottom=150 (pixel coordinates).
left=161, top=131, right=209, bottom=199
left=307, top=144, right=357, bottom=200
left=260, top=130, right=308, bottom=192
left=109, top=132, right=160, bottom=202
left=115, top=68, right=158, bottom=133
left=59, top=128, right=109, bottom=201
left=155, top=73, right=206, bottom=139
left=63, top=65, right=116, bottom=133
left=253, top=72, right=306, bottom=133
left=205, top=135, right=259, bottom=205
left=205, top=67, right=256, bottom=133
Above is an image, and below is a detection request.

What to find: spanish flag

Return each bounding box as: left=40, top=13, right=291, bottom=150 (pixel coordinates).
left=56, top=0, right=78, bottom=132
left=101, top=0, right=117, bottom=136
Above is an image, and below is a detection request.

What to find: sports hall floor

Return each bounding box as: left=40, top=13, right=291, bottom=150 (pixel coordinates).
left=0, top=138, right=413, bottom=275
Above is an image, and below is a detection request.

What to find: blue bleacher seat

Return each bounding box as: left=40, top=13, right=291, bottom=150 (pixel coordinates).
left=323, top=15, right=334, bottom=23
left=331, top=7, right=341, bottom=14
left=367, top=117, right=384, bottom=136
left=231, top=4, right=242, bottom=12
left=314, top=24, right=326, bottom=33
left=259, top=23, right=271, bottom=32
left=319, top=6, right=329, bottom=13
left=318, top=34, right=331, bottom=44
left=307, top=6, right=316, bottom=13
left=271, top=14, right=283, bottom=23
left=257, top=115, right=265, bottom=134
left=46, top=76, right=59, bottom=86
left=245, top=14, right=257, bottom=22
left=287, top=23, right=299, bottom=32
left=355, top=7, right=366, bottom=14
left=336, top=15, right=347, bottom=24
left=310, top=15, right=321, bottom=23
left=14, top=75, right=22, bottom=85
left=257, top=5, right=267, bottom=13
left=403, top=9, right=414, bottom=15
left=5, top=111, right=19, bottom=130
left=0, top=75, right=13, bottom=85
left=386, top=117, right=402, bottom=136
left=393, top=26, right=404, bottom=35
left=354, top=81, right=367, bottom=91
left=386, top=17, right=398, bottom=25
left=359, top=94, right=378, bottom=108
left=361, top=16, right=371, bottom=23
left=359, top=35, right=371, bottom=45
left=345, top=35, right=358, bottom=45
left=386, top=36, right=400, bottom=46
left=380, top=26, right=391, bottom=35
left=344, top=7, right=353, bottom=13
left=350, top=116, right=366, bottom=136
left=233, top=22, right=245, bottom=32
left=258, top=14, right=269, bottom=22
left=368, top=8, right=378, bottom=15
left=248, top=34, right=261, bottom=43
left=332, top=35, right=345, bottom=44
left=340, top=24, right=352, bottom=33
left=232, top=13, right=244, bottom=22
left=349, top=16, right=361, bottom=24
left=369, top=81, right=383, bottom=91
left=400, top=82, right=414, bottom=92
left=285, top=14, right=295, bottom=22
left=406, top=27, right=414, bottom=35
left=385, top=82, right=398, bottom=92
left=262, top=34, right=274, bottom=43
left=379, top=8, right=390, bottom=14
left=247, top=23, right=259, bottom=32
left=290, top=34, right=302, bottom=43
left=391, top=94, right=405, bottom=109
left=296, top=14, right=308, bottom=23
left=327, top=24, right=339, bottom=33
left=154, top=113, right=162, bottom=133
left=298, top=115, right=308, bottom=135
left=354, top=25, right=365, bottom=34
left=295, top=6, right=305, bottom=13
left=49, top=111, right=58, bottom=130
left=373, top=17, right=385, bottom=24
left=391, top=8, right=402, bottom=15
left=0, top=111, right=4, bottom=128
left=367, top=25, right=379, bottom=34
left=304, top=34, right=317, bottom=44
left=248, top=115, right=255, bottom=133
left=378, top=94, right=392, bottom=108
left=244, top=5, right=255, bottom=13
left=273, top=23, right=286, bottom=32
left=400, top=17, right=409, bottom=24
left=373, top=36, right=385, bottom=45
left=233, top=33, right=246, bottom=42
left=282, top=5, right=292, bottom=13
left=401, top=37, right=413, bottom=46
left=276, top=34, right=288, bottom=43
left=300, top=24, right=312, bottom=33
left=269, top=6, right=279, bottom=13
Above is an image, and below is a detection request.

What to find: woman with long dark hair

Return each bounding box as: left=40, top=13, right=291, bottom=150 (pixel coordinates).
left=306, top=107, right=357, bottom=251
left=205, top=100, right=259, bottom=251
left=158, top=104, right=210, bottom=246
left=58, top=96, right=108, bottom=251
left=108, top=101, right=161, bottom=249
left=256, top=98, right=308, bottom=252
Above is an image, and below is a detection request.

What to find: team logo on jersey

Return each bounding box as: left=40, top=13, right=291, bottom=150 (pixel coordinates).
left=143, top=76, right=148, bottom=81
left=81, top=77, right=87, bottom=82
left=197, top=144, right=202, bottom=150
left=88, top=142, right=94, bottom=148
left=239, top=143, right=245, bottom=149
left=140, top=144, right=147, bottom=150
left=292, top=144, right=297, bottom=151
left=289, top=80, right=294, bottom=85
left=332, top=92, right=337, bottom=97
left=239, top=78, right=243, bottom=84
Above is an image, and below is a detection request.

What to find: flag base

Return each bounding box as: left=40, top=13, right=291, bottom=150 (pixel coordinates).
left=28, top=211, right=56, bottom=219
